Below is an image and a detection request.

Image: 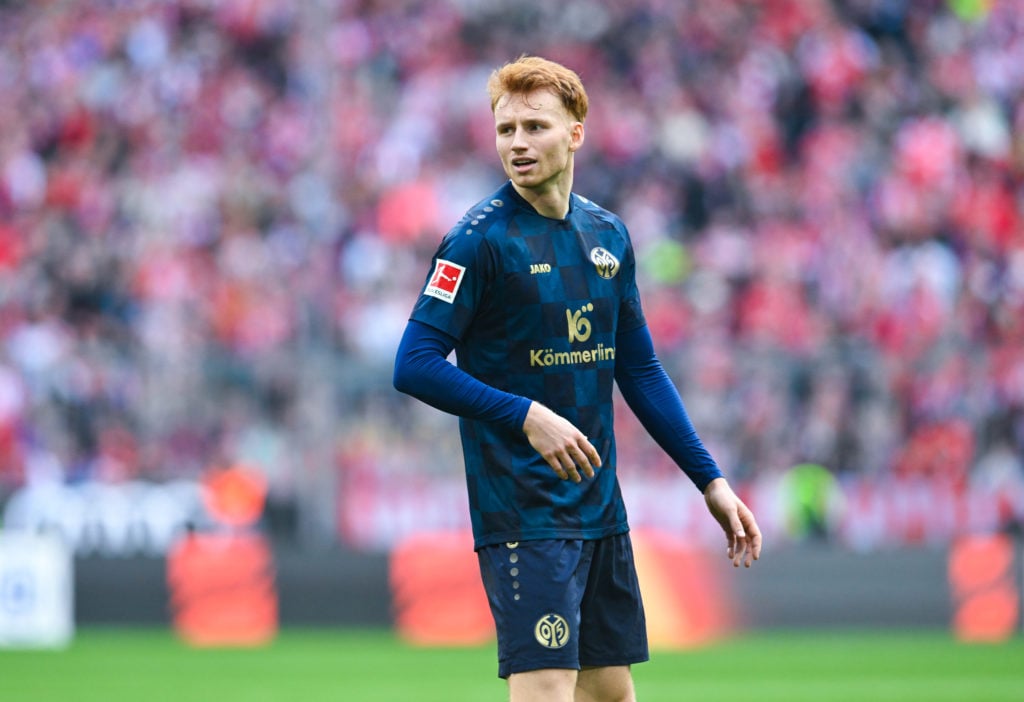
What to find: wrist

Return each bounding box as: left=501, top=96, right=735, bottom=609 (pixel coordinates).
left=518, top=399, right=537, bottom=432
left=703, top=476, right=727, bottom=496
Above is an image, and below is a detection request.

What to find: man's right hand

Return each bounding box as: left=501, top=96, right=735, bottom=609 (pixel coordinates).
left=522, top=402, right=601, bottom=483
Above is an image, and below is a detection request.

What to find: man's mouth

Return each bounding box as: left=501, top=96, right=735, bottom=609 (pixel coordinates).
left=511, top=157, right=536, bottom=171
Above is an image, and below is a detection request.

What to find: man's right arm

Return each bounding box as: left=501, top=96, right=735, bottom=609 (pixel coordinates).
left=393, top=319, right=600, bottom=481
left=392, top=319, right=531, bottom=428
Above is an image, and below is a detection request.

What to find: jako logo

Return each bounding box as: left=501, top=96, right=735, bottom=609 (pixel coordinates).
left=567, top=303, right=593, bottom=343
left=530, top=263, right=552, bottom=274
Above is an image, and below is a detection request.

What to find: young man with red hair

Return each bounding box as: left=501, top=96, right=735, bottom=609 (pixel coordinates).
left=394, top=55, right=761, bottom=702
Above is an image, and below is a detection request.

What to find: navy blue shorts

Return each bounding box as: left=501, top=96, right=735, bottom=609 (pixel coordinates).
left=477, top=533, right=649, bottom=678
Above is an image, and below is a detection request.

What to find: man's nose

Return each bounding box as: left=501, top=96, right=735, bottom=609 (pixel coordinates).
left=510, top=127, right=528, bottom=149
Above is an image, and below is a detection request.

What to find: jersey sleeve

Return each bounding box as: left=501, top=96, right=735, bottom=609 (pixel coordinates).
left=616, top=222, right=646, bottom=334
left=614, top=323, right=723, bottom=491
left=393, top=319, right=532, bottom=428
left=409, top=226, right=496, bottom=341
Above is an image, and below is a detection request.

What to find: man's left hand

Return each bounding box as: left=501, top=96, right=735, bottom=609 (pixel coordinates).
left=703, top=477, right=762, bottom=568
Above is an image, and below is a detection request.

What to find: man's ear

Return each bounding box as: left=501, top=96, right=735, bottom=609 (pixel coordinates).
left=568, top=121, right=585, bottom=152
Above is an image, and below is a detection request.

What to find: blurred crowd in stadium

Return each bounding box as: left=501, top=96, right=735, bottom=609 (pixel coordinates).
left=0, top=0, right=1022, bottom=543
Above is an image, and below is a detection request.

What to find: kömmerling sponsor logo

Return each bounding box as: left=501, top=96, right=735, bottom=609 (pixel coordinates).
left=529, top=344, right=616, bottom=368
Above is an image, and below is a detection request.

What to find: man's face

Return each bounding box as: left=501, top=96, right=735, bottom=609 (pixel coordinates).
left=493, top=89, right=584, bottom=195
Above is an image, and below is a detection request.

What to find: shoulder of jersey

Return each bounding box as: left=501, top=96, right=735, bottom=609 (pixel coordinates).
left=444, top=194, right=513, bottom=241
left=573, top=193, right=626, bottom=230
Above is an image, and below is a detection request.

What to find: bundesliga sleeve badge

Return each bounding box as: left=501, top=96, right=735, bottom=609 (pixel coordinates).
left=423, top=259, right=466, bottom=303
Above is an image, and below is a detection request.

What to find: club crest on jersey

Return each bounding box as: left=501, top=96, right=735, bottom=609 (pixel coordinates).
left=424, top=259, right=466, bottom=303
left=590, top=247, right=620, bottom=279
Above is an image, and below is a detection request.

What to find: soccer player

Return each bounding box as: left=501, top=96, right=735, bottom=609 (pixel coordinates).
left=393, top=55, right=761, bottom=702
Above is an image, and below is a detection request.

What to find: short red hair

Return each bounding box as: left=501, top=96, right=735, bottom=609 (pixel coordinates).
left=487, top=55, right=589, bottom=122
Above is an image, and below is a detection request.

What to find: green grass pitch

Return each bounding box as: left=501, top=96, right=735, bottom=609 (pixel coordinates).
left=1, top=628, right=1022, bottom=701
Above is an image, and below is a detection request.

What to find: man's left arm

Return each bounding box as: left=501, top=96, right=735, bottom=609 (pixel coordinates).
left=614, top=324, right=762, bottom=567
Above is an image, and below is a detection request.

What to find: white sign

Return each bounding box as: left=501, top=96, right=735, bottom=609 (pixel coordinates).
left=0, top=531, right=74, bottom=648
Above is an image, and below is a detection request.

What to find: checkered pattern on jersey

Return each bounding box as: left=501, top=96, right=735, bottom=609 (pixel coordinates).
left=411, top=183, right=646, bottom=548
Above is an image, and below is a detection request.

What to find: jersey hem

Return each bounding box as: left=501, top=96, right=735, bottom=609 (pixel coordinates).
left=472, top=522, right=630, bottom=550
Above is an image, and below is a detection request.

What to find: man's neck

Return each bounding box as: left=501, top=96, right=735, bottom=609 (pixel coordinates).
left=512, top=174, right=573, bottom=220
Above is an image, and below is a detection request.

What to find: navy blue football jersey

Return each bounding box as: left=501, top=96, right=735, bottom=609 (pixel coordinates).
left=410, top=181, right=647, bottom=548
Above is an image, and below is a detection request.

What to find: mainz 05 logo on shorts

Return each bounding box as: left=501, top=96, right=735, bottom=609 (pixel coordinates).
left=534, top=613, right=570, bottom=649
left=589, top=247, right=620, bottom=279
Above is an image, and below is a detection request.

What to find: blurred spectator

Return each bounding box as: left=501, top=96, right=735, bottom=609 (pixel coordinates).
left=0, top=0, right=1021, bottom=547
left=778, top=461, right=844, bottom=541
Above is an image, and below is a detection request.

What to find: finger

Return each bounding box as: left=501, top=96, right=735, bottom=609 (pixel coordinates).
left=580, top=437, right=602, bottom=470
left=744, top=520, right=762, bottom=566
left=545, top=456, right=569, bottom=480
left=559, top=454, right=582, bottom=483
left=729, top=518, right=747, bottom=568
left=737, top=535, right=751, bottom=568
left=570, top=445, right=596, bottom=479
left=735, top=505, right=761, bottom=567
left=732, top=536, right=745, bottom=568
